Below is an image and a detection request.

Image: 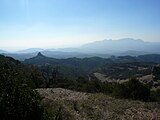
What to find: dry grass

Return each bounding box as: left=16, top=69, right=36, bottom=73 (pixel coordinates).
left=37, top=88, right=160, bottom=120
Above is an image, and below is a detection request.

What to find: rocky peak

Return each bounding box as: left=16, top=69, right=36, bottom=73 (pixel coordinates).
left=37, top=52, right=45, bottom=57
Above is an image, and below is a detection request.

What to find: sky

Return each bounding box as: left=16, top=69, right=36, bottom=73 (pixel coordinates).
left=0, top=0, right=160, bottom=51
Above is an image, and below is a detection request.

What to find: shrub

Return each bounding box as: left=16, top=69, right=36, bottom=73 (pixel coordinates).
left=0, top=80, right=44, bottom=120
left=112, top=78, right=150, bottom=102
left=150, top=89, right=160, bottom=102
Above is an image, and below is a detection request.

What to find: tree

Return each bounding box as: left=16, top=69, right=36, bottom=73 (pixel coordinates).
left=126, top=78, right=150, bottom=101
left=41, top=65, right=59, bottom=88
left=152, top=65, right=160, bottom=81
left=0, top=61, right=44, bottom=120
left=0, top=76, right=45, bottom=120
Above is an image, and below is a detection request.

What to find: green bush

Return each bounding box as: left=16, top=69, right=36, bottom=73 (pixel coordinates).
left=0, top=79, right=44, bottom=120
left=151, top=89, right=160, bottom=102
left=112, top=78, right=151, bottom=102
left=0, top=61, right=54, bottom=120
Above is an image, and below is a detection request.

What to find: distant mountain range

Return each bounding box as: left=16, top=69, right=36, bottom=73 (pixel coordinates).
left=16, top=48, right=44, bottom=53
left=1, top=38, right=160, bottom=60
left=80, top=38, right=160, bottom=53
left=24, top=52, right=160, bottom=65
left=22, top=52, right=160, bottom=79
left=1, top=51, right=160, bottom=80
left=0, top=49, right=8, bottom=54
left=2, top=51, right=111, bottom=61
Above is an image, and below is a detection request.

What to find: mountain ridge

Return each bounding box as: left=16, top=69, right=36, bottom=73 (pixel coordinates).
left=80, top=38, right=160, bottom=53
left=2, top=38, right=160, bottom=60
left=0, top=49, right=8, bottom=53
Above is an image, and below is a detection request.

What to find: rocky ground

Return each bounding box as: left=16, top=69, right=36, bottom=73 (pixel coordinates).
left=37, top=88, right=160, bottom=120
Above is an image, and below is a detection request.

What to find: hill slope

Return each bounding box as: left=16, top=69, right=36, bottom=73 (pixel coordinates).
left=23, top=52, right=107, bottom=79
left=23, top=53, right=160, bottom=80
left=37, top=88, right=160, bottom=120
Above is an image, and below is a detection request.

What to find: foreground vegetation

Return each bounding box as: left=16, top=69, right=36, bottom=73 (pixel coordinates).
left=0, top=54, right=160, bottom=120
left=38, top=88, right=160, bottom=120
left=47, top=77, right=160, bottom=102
left=0, top=55, right=59, bottom=120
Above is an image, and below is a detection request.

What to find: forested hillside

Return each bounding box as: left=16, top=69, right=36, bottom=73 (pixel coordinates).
left=23, top=53, right=160, bottom=80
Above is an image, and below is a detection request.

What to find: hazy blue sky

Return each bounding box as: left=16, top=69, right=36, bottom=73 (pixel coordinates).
left=0, top=0, right=160, bottom=51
